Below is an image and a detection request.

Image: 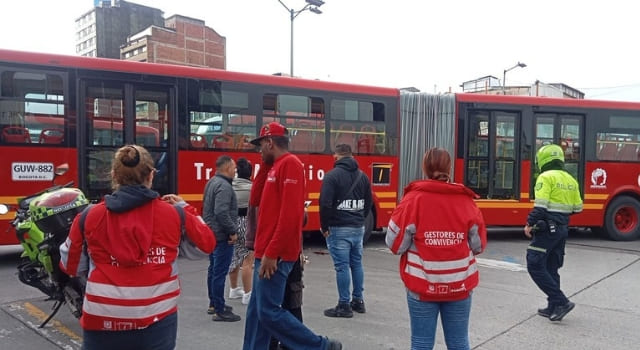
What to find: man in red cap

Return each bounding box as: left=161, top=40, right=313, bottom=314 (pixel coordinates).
left=242, top=122, right=342, bottom=350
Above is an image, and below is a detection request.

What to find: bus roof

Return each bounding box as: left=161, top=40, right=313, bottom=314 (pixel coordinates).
left=0, top=48, right=400, bottom=98
left=456, top=93, right=640, bottom=111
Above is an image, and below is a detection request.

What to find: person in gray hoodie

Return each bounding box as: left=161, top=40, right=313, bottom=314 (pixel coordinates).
left=202, top=155, right=240, bottom=322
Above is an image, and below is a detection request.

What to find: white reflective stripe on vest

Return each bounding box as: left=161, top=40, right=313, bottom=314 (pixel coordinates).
left=83, top=295, right=179, bottom=319
left=406, top=250, right=474, bottom=271
left=405, top=261, right=478, bottom=283
left=86, top=279, right=180, bottom=300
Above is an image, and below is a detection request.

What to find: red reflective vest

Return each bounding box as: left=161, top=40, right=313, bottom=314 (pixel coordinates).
left=387, top=180, right=487, bottom=302
left=60, top=199, right=215, bottom=331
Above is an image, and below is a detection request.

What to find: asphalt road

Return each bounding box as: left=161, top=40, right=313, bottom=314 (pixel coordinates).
left=1, top=230, right=640, bottom=349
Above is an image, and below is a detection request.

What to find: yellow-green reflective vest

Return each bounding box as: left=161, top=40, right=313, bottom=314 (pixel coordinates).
left=533, top=170, right=583, bottom=214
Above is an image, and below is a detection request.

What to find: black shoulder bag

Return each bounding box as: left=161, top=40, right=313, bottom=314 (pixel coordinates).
left=334, top=170, right=364, bottom=209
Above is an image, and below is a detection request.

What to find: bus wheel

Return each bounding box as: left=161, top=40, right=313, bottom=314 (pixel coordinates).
left=363, top=210, right=375, bottom=245
left=604, top=196, right=640, bottom=241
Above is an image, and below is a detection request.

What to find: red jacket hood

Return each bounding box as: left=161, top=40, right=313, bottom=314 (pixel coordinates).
left=403, top=179, right=479, bottom=199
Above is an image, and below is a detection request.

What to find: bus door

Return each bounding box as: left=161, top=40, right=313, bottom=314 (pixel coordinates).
left=78, top=80, right=174, bottom=201
left=465, top=110, right=519, bottom=199
left=533, top=113, right=583, bottom=192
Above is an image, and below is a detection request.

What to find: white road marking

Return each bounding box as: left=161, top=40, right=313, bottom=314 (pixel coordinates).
left=476, top=258, right=527, bottom=272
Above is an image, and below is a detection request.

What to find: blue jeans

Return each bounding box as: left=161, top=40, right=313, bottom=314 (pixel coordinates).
left=326, top=226, right=364, bottom=303
left=406, top=293, right=472, bottom=350
left=243, top=258, right=327, bottom=350
left=82, top=312, right=177, bottom=350
left=208, top=241, right=234, bottom=313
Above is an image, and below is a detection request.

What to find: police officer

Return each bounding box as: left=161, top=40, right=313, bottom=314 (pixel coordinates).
left=524, top=144, right=582, bottom=322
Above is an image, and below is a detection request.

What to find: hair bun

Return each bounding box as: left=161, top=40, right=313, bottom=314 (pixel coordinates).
left=121, top=145, right=141, bottom=167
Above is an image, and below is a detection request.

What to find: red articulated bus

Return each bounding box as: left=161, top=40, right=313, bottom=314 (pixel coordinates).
left=2, top=48, right=640, bottom=245
left=399, top=92, right=640, bottom=241
left=0, top=49, right=399, bottom=245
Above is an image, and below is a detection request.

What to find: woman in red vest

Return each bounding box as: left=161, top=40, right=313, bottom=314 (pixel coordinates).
left=60, top=145, right=215, bottom=350
left=386, top=147, right=487, bottom=350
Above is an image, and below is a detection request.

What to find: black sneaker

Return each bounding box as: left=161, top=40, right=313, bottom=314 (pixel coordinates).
left=351, top=299, right=366, bottom=314
left=324, top=303, right=353, bottom=318
left=326, top=338, right=343, bottom=350
left=537, top=307, right=552, bottom=318
left=550, top=301, right=575, bottom=321
left=212, top=309, right=241, bottom=322
left=207, top=305, right=232, bottom=315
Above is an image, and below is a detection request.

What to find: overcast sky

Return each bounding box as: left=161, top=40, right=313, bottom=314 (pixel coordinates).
left=1, top=0, right=638, bottom=101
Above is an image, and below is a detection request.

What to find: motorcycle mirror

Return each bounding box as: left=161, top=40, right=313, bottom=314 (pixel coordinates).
left=55, top=163, right=69, bottom=176
left=0, top=204, right=8, bottom=215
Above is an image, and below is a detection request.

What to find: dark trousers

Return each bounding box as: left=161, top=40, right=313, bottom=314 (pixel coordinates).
left=526, top=225, right=569, bottom=308
left=82, top=312, right=177, bottom=350
left=269, top=258, right=304, bottom=350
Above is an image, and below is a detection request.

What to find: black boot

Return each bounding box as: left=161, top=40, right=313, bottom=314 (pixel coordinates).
left=324, top=303, right=353, bottom=318
left=550, top=301, right=575, bottom=321
left=351, top=298, right=366, bottom=313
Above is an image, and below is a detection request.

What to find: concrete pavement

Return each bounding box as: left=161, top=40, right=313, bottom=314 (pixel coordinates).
left=1, top=234, right=639, bottom=349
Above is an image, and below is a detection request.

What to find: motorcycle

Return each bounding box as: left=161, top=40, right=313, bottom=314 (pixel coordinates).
left=0, top=163, right=89, bottom=328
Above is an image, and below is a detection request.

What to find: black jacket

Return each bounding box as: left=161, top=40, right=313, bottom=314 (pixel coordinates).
left=319, top=157, right=373, bottom=232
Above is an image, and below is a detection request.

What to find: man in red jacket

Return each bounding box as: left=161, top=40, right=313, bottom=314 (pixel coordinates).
left=242, top=122, right=342, bottom=350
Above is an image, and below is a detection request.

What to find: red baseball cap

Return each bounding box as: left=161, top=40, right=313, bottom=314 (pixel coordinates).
left=250, top=122, right=289, bottom=145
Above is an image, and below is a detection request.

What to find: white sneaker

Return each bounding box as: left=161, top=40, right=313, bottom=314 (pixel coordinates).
left=242, top=291, right=252, bottom=305
left=229, top=287, right=243, bottom=299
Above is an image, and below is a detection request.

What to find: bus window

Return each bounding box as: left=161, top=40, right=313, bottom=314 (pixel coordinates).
left=596, top=115, right=640, bottom=162
left=86, top=86, right=124, bottom=146
left=533, top=114, right=583, bottom=195
left=263, top=93, right=326, bottom=153
left=135, top=89, right=166, bottom=147
left=495, top=115, right=516, bottom=194
left=465, top=111, right=518, bottom=199
left=188, top=81, right=254, bottom=150
left=24, top=93, right=66, bottom=144
left=560, top=117, right=582, bottom=179
left=1, top=71, right=67, bottom=145
left=466, top=114, right=489, bottom=197
left=597, top=132, right=640, bottom=162
left=330, top=99, right=386, bottom=155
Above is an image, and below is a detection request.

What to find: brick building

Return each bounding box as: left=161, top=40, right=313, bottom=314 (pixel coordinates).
left=120, top=15, right=226, bottom=69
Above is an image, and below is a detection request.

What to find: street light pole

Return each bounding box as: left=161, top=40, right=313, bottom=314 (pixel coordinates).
left=289, top=7, right=294, bottom=77
left=502, top=61, right=527, bottom=95
left=278, top=0, right=324, bottom=77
